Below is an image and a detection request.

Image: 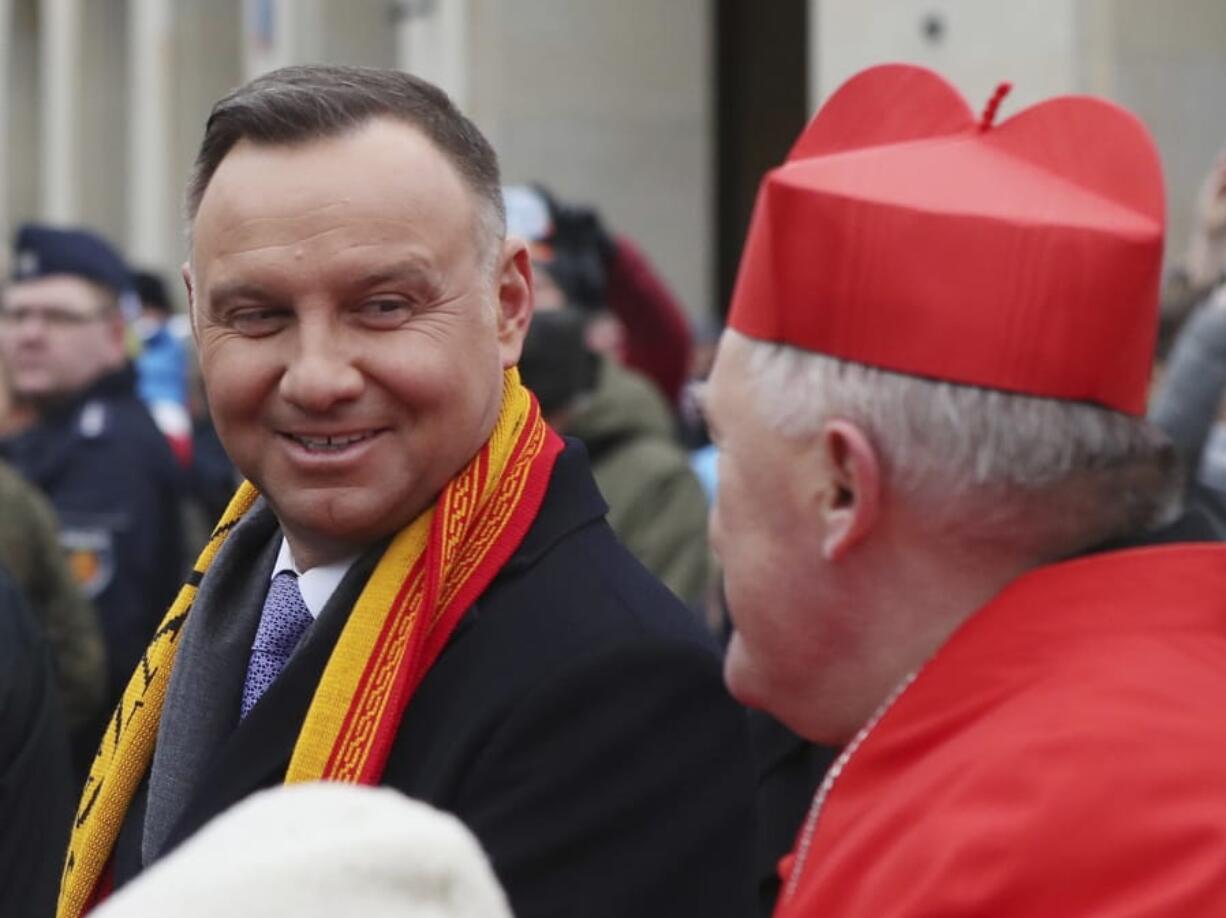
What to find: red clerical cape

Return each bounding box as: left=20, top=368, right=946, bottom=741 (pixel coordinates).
left=776, top=543, right=1226, bottom=917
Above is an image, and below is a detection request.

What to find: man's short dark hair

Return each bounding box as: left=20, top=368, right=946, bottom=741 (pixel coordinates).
left=186, top=64, right=505, bottom=246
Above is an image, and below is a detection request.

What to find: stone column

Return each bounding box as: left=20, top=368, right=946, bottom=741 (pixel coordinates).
left=127, top=0, right=171, bottom=265
left=0, top=0, right=13, bottom=245
left=38, top=0, right=81, bottom=222
left=396, top=0, right=469, bottom=109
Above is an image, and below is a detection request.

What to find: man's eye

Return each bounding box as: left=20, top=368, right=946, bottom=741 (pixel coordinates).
left=231, top=308, right=291, bottom=336
left=356, top=299, right=413, bottom=327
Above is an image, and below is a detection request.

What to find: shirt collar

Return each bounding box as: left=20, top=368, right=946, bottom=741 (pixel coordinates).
left=271, top=538, right=359, bottom=619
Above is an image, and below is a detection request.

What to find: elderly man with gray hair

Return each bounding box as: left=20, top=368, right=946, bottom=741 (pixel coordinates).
left=705, top=64, right=1226, bottom=916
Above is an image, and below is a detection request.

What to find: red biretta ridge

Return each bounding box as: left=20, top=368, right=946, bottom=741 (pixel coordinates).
left=727, top=63, right=1165, bottom=416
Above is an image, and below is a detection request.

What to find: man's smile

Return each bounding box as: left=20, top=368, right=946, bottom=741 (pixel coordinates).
left=278, top=428, right=387, bottom=455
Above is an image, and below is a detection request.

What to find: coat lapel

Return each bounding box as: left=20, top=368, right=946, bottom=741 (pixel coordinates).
left=150, top=440, right=608, bottom=861
left=141, top=500, right=279, bottom=864
left=156, top=540, right=386, bottom=858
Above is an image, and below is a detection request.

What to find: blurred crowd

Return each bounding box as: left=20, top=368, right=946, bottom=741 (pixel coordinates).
left=4, top=66, right=1226, bottom=917
left=1152, top=153, right=1226, bottom=524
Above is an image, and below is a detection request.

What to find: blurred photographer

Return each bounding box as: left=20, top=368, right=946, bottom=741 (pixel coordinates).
left=504, top=184, right=694, bottom=409
left=519, top=269, right=709, bottom=611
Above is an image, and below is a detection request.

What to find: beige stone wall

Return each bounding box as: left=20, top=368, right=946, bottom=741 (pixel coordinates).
left=7, top=0, right=1225, bottom=305
left=77, top=0, right=128, bottom=247
left=317, top=0, right=396, bottom=69
left=811, top=0, right=1226, bottom=265
left=5, top=0, right=40, bottom=245
left=4, top=1, right=713, bottom=316
left=813, top=0, right=1078, bottom=127
left=166, top=0, right=242, bottom=278
left=1092, top=0, right=1226, bottom=263
left=467, top=0, right=713, bottom=317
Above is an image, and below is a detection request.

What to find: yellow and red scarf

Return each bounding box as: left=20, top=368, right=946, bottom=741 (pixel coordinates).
left=59, top=368, right=562, bottom=918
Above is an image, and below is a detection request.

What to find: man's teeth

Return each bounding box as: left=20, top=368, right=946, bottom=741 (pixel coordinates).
left=291, top=432, right=373, bottom=451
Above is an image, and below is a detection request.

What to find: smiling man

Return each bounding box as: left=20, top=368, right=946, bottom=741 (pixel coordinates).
left=58, top=66, right=756, bottom=918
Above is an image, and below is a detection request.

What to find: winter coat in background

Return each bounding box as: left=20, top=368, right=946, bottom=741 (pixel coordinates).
left=0, top=565, right=75, bottom=918
left=0, top=457, right=106, bottom=743
left=567, top=357, right=710, bottom=609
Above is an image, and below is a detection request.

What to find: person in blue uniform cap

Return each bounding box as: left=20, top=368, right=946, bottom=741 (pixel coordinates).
left=0, top=223, right=187, bottom=721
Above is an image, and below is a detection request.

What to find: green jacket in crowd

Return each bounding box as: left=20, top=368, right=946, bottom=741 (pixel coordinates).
left=567, top=358, right=710, bottom=609
left=0, top=459, right=107, bottom=738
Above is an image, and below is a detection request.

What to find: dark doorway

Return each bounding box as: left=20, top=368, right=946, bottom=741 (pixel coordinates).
left=715, top=0, right=809, bottom=321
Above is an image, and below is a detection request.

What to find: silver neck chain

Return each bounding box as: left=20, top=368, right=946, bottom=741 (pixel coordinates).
left=781, top=669, right=920, bottom=903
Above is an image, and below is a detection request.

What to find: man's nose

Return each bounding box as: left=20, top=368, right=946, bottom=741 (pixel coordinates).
left=279, top=326, right=365, bottom=412
left=9, top=314, right=49, bottom=345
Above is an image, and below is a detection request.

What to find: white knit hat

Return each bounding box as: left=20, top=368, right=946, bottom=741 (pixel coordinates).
left=94, top=784, right=513, bottom=918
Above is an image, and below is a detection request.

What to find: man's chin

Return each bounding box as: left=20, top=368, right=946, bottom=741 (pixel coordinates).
left=12, top=382, right=70, bottom=410
left=8, top=371, right=46, bottom=394
left=270, top=494, right=414, bottom=565
left=723, top=635, right=844, bottom=743
left=722, top=634, right=769, bottom=711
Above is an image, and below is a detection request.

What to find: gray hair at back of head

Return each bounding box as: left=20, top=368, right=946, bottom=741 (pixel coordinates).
left=185, top=64, right=505, bottom=263
left=732, top=330, right=1182, bottom=557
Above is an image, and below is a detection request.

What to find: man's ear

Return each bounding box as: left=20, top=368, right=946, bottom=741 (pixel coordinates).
left=494, top=239, right=534, bottom=369
left=181, top=262, right=196, bottom=336
left=819, top=419, right=882, bottom=561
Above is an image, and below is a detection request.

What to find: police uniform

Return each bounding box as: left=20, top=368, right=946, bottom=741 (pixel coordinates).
left=1, top=365, right=185, bottom=705
left=1, top=226, right=187, bottom=706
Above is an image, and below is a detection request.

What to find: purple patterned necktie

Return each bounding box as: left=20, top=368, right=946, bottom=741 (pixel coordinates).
left=240, top=570, right=314, bottom=719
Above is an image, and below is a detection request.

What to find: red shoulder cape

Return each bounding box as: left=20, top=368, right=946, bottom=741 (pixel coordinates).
left=777, top=544, right=1226, bottom=917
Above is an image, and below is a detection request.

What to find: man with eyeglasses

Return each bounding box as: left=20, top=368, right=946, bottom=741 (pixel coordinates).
left=0, top=224, right=186, bottom=715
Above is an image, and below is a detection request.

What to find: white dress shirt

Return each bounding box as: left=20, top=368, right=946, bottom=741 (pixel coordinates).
left=270, top=538, right=359, bottom=619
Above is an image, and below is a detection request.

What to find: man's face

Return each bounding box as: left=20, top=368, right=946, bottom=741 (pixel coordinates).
left=706, top=335, right=859, bottom=739
left=0, top=275, right=124, bottom=402
left=189, top=118, right=526, bottom=566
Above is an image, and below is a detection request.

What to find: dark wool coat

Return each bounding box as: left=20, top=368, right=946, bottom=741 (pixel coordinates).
left=0, top=566, right=75, bottom=918
left=113, top=442, right=759, bottom=917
